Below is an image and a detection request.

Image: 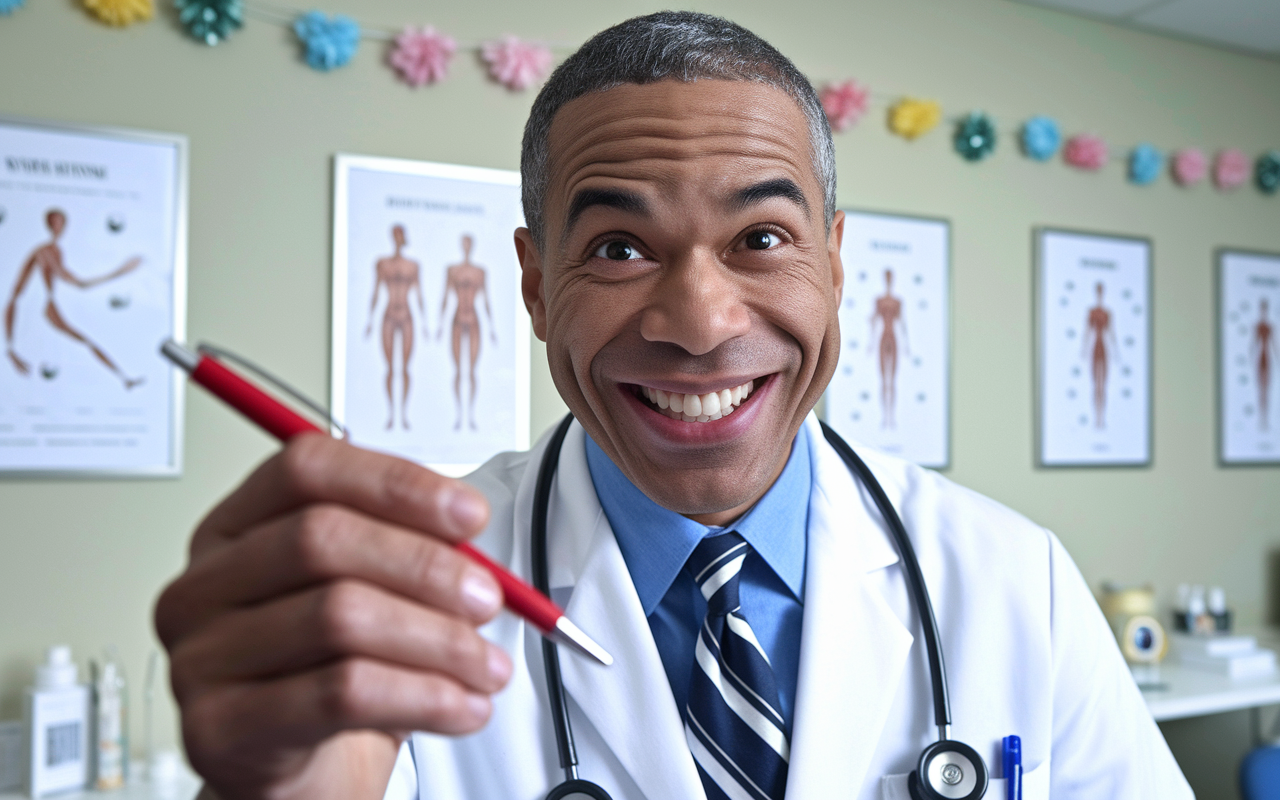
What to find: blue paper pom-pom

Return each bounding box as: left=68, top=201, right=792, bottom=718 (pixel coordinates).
left=1256, top=151, right=1280, bottom=196
left=294, top=11, right=360, bottom=71
left=177, top=0, right=243, bottom=45
left=1128, top=144, right=1163, bottom=186
left=1020, top=116, right=1060, bottom=161
left=0, top=0, right=27, bottom=16
left=953, top=112, right=997, bottom=162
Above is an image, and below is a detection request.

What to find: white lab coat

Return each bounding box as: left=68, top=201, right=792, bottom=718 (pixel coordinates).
left=383, top=415, right=1192, bottom=800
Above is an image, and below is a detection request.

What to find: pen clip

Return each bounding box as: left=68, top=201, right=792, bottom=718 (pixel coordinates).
left=196, top=342, right=348, bottom=440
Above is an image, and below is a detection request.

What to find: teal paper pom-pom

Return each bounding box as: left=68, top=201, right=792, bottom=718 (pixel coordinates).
left=1128, top=144, right=1163, bottom=186
left=294, top=11, right=360, bottom=71
left=0, top=0, right=26, bottom=16
left=1020, top=116, right=1060, bottom=161
left=954, top=113, right=997, bottom=162
left=176, top=0, right=243, bottom=45
left=1256, top=151, right=1280, bottom=196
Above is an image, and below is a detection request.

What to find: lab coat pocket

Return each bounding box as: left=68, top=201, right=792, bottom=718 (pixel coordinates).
left=879, top=761, right=1049, bottom=800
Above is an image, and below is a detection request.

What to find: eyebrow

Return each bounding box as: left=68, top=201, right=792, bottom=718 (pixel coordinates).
left=729, top=178, right=810, bottom=216
left=562, top=188, right=650, bottom=242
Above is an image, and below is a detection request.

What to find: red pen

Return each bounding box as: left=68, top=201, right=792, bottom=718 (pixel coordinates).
left=161, top=339, right=612, bottom=666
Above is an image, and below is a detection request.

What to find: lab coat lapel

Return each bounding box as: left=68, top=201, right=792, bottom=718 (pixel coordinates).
left=551, top=423, right=707, bottom=800
left=786, top=417, right=914, bottom=799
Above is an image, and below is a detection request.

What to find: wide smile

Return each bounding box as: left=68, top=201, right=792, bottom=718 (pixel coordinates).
left=635, top=379, right=757, bottom=423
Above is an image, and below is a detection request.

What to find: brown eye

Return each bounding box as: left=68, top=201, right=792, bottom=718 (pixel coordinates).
left=745, top=231, right=780, bottom=250
left=595, top=240, right=640, bottom=260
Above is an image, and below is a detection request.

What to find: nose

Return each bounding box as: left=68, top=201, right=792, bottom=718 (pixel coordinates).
left=638, top=250, right=751, bottom=356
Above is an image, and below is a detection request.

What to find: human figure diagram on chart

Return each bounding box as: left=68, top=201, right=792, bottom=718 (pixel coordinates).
left=364, top=224, right=424, bottom=430
left=437, top=234, right=496, bottom=431
left=1081, top=281, right=1121, bottom=430
left=1253, top=299, right=1278, bottom=431
left=4, top=208, right=143, bottom=389
left=867, top=268, right=909, bottom=429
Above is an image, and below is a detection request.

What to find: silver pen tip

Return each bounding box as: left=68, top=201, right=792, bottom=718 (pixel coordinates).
left=551, top=616, right=614, bottom=666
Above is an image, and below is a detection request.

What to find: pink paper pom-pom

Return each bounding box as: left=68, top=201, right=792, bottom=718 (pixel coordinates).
left=389, top=25, right=456, bottom=87
left=1063, top=134, right=1108, bottom=171
left=1172, top=147, right=1207, bottom=186
left=481, top=36, right=553, bottom=91
left=819, top=80, right=869, bottom=133
left=1213, top=148, right=1250, bottom=190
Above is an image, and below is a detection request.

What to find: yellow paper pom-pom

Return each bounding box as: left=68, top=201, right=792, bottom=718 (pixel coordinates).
left=84, top=0, right=153, bottom=26
left=888, top=98, right=942, bottom=140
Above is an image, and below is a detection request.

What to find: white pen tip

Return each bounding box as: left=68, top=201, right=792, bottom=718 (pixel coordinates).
left=551, top=616, right=613, bottom=666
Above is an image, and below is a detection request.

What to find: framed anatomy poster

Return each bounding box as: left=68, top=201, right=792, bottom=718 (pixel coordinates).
left=331, top=155, right=529, bottom=476
left=1218, top=249, right=1280, bottom=465
left=825, top=210, right=950, bottom=468
left=0, top=116, right=187, bottom=477
left=1036, top=228, right=1152, bottom=467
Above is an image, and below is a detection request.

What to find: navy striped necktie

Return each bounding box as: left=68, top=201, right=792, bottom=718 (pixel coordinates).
left=684, top=531, right=790, bottom=800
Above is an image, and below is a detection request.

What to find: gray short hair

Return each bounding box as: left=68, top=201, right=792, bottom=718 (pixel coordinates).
left=520, top=11, right=836, bottom=250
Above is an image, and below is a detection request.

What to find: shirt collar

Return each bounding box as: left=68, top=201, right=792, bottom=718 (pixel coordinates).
left=584, top=428, right=810, bottom=616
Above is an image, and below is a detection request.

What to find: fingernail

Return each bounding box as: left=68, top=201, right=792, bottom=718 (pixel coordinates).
left=460, top=570, right=502, bottom=618
left=448, top=487, right=488, bottom=532
left=487, top=644, right=513, bottom=684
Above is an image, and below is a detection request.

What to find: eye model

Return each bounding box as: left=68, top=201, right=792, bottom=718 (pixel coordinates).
left=595, top=240, right=643, bottom=260
left=744, top=230, right=782, bottom=250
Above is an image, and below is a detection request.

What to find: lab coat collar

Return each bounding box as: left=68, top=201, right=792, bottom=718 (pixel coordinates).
left=550, top=421, right=709, bottom=800
left=784, top=415, right=913, bottom=798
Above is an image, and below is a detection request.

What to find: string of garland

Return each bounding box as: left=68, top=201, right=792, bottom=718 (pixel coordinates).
left=2, top=0, right=1275, bottom=195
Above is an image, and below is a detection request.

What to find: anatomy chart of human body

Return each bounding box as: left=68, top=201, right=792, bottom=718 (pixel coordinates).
left=1219, top=250, right=1280, bottom=464
left=1037, top=230, right=1151, bottom=467
left=826, top=211, right=950, bottom=468
left=0, top=119, right=185, bottom=475
left=332, top=156, right=528, bottom=475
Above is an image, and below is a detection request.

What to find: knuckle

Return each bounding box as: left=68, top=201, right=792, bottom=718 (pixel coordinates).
left=379, top=457, right=433, bottom=513
left=444, top=625, right=488, bottom=674
left=316, top=582, right=371, bottom=653
left=319, top=659, right=372, bottom=724
left=293, top=505, right=349, bottom=576
left=278, top=434, right=330, bottom=498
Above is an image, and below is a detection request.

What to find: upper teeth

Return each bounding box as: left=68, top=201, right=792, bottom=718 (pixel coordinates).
left=640, top=380, right=755, bottom=423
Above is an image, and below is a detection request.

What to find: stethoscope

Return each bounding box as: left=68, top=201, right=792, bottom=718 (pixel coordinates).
left=530, top=413, right=989, bottom=800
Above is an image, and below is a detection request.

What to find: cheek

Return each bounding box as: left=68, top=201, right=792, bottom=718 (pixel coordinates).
left=544, top=281, right=637, bottom=395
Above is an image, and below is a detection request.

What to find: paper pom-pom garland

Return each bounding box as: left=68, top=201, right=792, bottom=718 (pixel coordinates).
left=1213, top=149, right=1249, bottom=191
left=0, top=0, right=25, bottom=16
left=953, top=113, right=997, bottom=162
left=820, top=80, right=870, bottom=133
left=1064, top=134, right=1108, bottom=171
left=481, top=36, right=553, bottom=91
left=888, top=99, right=942, bottom=140
left=1258, top=152, right=1280, bottom=196
left=1171, top=147, right=1207, bottom=186
left=294, top=11, right=360, bottom=71
left=176, top=0, right=242, bottom=45
left=1128, top=144, right=1162, bottom=186
left=84, top=0, right=152, bottom=26
left=389, top=26, right=456, bottom=87
left=1020, top=116, right=1060, bottom=161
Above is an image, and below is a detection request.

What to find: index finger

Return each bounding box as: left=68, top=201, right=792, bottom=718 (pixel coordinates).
left=193, top=434, right=489, bottom=557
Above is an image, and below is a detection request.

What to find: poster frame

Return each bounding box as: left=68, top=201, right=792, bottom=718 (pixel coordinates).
left=1216, top=247, right=1280, bottom=467
left=0, top=114, right=188, bottom=479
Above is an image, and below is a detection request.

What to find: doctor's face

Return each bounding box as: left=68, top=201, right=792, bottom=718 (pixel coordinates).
left=517, top=80, right=844, bottom=524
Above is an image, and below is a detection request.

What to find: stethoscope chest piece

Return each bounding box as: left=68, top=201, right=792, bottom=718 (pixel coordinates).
left=544, top=778, right=614, bottom=800
left=910, top=740, right=988, bottom=800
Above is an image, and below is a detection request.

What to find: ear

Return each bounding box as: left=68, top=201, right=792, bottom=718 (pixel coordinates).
left=827, top=210, right=846, bottom=304
left=515, top=227, right=548, bottom=342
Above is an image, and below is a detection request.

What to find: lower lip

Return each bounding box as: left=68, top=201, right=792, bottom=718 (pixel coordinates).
left=619, top=377, right=775, bottom=447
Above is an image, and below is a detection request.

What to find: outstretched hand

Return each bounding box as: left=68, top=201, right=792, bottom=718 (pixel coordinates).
left=7, top=347, right=30, bottom=376
left=155, top=436, right=511, bottom=800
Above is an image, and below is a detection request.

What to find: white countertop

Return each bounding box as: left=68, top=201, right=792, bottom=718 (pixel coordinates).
left=1144, top=660, right=1280, bottom=722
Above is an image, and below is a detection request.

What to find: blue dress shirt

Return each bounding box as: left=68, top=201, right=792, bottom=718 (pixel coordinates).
left=584, top=428, right=810, bottom=731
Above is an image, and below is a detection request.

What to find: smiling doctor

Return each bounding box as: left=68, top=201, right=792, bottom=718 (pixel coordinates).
left=155, top=12, right=1192, bottom=800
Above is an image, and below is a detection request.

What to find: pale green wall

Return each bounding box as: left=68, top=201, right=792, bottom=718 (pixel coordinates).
left=0, top=0, right=1277, bottom=796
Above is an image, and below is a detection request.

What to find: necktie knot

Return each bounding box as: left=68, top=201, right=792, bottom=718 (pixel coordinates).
left=689, top=531, right=748, bottom=617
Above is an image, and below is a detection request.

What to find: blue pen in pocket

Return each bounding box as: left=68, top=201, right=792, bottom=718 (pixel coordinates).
left=1003, top=735, right=1022, bottom=800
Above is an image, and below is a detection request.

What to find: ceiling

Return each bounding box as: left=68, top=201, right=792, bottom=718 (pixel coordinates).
left=1009, top=0, right=1280, bottom=60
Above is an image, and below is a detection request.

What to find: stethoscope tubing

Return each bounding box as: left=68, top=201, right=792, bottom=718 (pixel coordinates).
left=530, top=414, right=967, bottom=799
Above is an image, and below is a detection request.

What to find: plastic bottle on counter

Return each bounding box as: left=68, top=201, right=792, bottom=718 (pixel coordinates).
left=91, top=648, right=128, bottom=790
left=24, top=646, right=90, bottom=797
